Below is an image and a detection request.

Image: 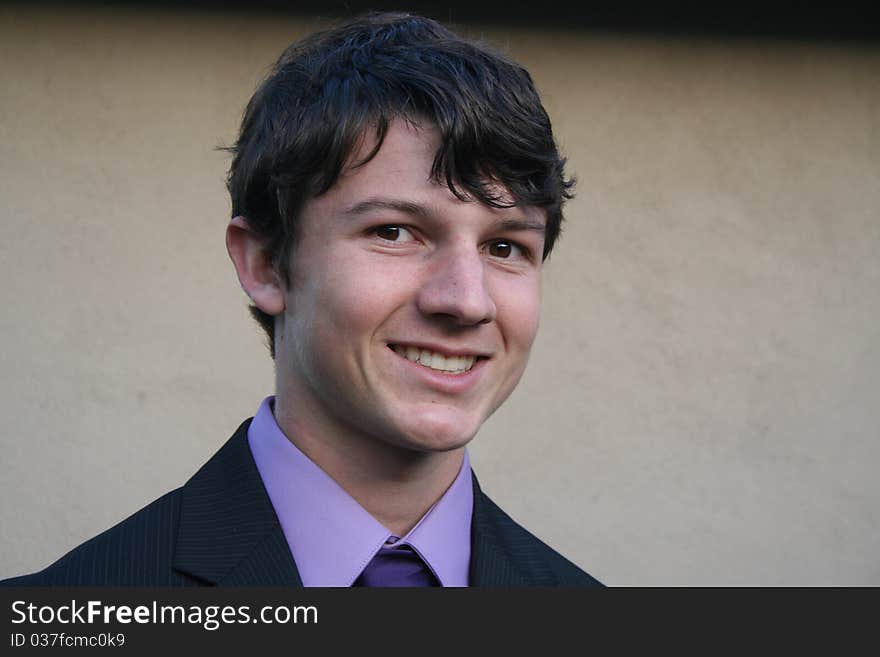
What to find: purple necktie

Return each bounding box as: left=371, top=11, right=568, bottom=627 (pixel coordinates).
left=354, top=544, right=439, bottom=587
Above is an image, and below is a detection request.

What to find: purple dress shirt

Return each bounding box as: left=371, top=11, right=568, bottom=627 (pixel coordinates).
left=247, top=397, right=473, bottom=587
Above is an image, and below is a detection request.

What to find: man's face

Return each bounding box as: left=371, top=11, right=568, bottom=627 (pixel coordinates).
left=274, top=120, right=545, bottom=453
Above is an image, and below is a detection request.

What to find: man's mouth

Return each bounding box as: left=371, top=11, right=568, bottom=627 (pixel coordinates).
left=388, top=344, right=482, bottom=374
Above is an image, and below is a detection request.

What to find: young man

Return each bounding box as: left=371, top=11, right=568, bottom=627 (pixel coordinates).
left=3, top=13, right=601, bottom=587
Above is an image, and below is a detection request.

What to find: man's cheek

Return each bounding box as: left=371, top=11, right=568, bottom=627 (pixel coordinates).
left=500, top=296, right=542, bottom=347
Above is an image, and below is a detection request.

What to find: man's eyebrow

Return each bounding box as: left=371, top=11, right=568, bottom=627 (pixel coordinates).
left=343, top=198, right=437, bottom=220
left=494, top=218, right=546, bottom=234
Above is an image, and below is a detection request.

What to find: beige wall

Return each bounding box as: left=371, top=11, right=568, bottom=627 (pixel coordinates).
left=1, top=5, right=878, bottom=585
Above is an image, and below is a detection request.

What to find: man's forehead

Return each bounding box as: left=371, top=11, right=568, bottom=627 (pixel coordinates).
left=320, top=120, right=548, bottom=227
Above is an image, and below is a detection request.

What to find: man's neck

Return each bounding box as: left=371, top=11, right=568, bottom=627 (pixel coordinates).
left=272, top=396, right=465, bottom=537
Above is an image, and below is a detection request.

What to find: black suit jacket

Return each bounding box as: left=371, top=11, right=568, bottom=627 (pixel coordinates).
left=2, top=420, right=601, bottom=587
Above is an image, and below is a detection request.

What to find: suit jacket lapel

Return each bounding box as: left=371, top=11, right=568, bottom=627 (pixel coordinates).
left=469, top=473, right=538, bottom=586
left=172, top=420, right=302, bottom=587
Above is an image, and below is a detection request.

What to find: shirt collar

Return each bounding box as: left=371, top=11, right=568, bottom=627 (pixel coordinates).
left=247, top=396, right=473, bottom=587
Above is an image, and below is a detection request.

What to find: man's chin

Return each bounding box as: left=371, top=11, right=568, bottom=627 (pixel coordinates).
left=383, top=412, right=482, bottom=454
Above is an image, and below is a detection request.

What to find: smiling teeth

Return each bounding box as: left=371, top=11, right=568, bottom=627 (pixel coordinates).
left=392, top=345, right=477, bottom=373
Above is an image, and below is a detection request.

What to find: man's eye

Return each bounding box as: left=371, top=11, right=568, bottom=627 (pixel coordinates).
left=487, top=240, right=523, bottom=259
left=374, top=225, right=415, bottom=242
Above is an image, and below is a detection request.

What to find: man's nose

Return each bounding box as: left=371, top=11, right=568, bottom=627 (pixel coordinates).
left=416, top=246, right=497, bottom=326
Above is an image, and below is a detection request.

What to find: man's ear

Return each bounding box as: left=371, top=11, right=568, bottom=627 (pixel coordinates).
left=225, top=216, right=286, bottom=316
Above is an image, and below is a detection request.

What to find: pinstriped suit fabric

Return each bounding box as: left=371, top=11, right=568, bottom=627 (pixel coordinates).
left=2, top=420, right=601, bottom=588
